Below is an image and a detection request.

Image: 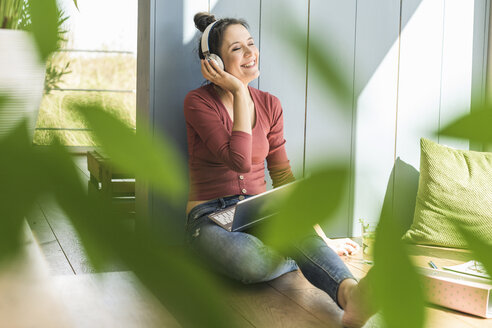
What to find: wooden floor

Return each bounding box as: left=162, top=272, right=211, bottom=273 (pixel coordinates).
left=24, top=154, right=492, bottom=328
left=26, top=154, right=127, bottom=275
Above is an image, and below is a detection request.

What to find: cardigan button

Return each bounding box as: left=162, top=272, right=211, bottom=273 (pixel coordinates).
left=239, top=175, right=244, bottom=180
left=241, top=188, right=247, bottom=194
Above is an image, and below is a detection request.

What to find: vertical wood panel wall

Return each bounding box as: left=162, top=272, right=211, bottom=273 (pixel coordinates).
left=305, top=0, right=357, bottom=236
left=137, top=0, right=489, bottom=241
left=352, top=0, right=401, bottom=236
left=259, top=0, right=308, bottom=182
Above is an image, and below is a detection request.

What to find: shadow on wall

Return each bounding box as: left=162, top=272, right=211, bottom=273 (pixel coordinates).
left=381, top=157, right=420, bottom=236
left=354, top=0, right=423, bottom=97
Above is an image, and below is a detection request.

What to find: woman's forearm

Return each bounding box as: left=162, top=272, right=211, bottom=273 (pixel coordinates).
left=231, top=87, right=252, bottom=134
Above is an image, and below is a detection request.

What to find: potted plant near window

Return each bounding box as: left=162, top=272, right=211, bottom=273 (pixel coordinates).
left=0, top=0, right=76, bottom=141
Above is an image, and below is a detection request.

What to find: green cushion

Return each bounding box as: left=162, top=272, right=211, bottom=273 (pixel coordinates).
left=402, top=138, right=492, bottom=248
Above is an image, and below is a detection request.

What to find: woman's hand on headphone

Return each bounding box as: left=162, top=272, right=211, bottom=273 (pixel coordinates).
left=201, top=59, right=244, bottom=94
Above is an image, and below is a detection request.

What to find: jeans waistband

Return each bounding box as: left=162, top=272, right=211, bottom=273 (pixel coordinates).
left=187, top=195, right=249, bottom=224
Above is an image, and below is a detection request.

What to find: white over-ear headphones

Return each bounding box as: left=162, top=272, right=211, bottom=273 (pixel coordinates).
left=201, top=20, right=225, bottom=71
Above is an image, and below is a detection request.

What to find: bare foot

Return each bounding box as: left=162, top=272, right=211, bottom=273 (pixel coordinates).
left=341, top=276, right=376, bottom=328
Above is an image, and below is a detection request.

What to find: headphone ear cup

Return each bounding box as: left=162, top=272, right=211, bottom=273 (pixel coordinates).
left=207, top=54, right=224, bottom=71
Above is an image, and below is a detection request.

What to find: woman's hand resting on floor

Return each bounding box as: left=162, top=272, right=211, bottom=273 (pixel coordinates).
left=314, top=224, right=361, bottom=256
left=324, top=238, right=360, bottom=256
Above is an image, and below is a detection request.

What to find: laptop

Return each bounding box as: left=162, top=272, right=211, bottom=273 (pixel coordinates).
left=208, top=181, right=297, bottom=232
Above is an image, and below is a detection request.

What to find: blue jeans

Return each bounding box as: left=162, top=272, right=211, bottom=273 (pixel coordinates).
left=185, top=195, right=356, bottom=306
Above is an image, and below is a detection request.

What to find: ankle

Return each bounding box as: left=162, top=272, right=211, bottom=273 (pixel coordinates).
left=338, top=278, right=357, bottom=309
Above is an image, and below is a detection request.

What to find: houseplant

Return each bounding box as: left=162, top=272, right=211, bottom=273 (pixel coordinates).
left=0, top=0, right=75, bottom=141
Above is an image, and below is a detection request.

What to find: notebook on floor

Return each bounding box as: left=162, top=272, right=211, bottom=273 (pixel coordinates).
left=208, top=181, right=297, bottom=232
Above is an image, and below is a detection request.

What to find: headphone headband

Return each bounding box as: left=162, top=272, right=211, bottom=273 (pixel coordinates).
left=201, top=20, right=219, bottom=56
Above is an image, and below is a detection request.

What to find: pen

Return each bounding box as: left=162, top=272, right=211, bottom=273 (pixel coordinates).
left=428, top=261, right=438, bottom=269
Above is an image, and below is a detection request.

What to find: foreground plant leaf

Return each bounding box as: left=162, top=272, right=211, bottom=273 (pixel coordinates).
left=372, top=208, right=426, bottom=328
left=455, top=225, right=492, bottom=280
left=259, top=166, right=348, bottom=249
left=34, top=142, right=234, bottom=328
left=0, top=121, right=41, bottom=264
left=0, top=95, right=7, bottom=110
left=70, top=101, right=186, bottom=203
left=29, top=0, right=60, bottom=62
left=439, top=107, right=492, bottom=143
left=0, top=112, right=233, bottom=326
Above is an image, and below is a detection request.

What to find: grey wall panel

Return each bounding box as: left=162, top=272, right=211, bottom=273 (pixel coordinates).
left=153, top=0, right=208, bottom=156
left=151, top=0, right=208, bottom=243
left=211, top=0, right=261, bottom=90
left=439, top=0, right=476, bottom=150
left=471, top=0, right=490, bottom=151
left=352, top=0, right=401, bottom=236
left=305, top=0, right=356, bottom=237
left=259, top=0, right=308, bottom=185
left=136, top=0, right=152, bottom=229
left=471, top=0, right=489, bottom=151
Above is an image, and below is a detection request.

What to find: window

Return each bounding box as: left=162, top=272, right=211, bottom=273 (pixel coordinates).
left=34, top=0, right=137, bottom=146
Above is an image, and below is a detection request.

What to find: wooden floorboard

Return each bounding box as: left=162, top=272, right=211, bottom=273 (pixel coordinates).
left=27, top=153, right=129, bottom=276
left=226, top=282, right=326, bottom=328
left=342, top=257, right=371, bottom=279
left=267, top=271, right=312, bottom=291
left=26, top=154, right=93, bottom=276
left=267, top=271, right=344, bottom=327
left=38, top=240, right=75, bottom=275
left=0, top=222, right=72, bottom=327
left=38, top=197, right=95, bottom=274
left=53, top=272, right=182, bottom=328
left=26, top=203, right=57, bottom=244
left=26, top=203, right=75, bottom=275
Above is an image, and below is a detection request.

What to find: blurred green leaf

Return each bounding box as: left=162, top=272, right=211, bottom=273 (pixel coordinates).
left=37, top=142, right=233, bottom=327
left=455, top=225, right=492, bottom=280
left=29, top=0, right=59, bottom=62
left=70, top=101, right=186, bottom=203
left=35, top=140, right=113, bottom=270
left=439, top=107, right=492, bottom=143
left=260, top=166, right=348, bottom=249
left=0, top=121, right=42, bottom=264
left=0, top=94, right=7, bottom=111
left=128, top=245, right=234, bottom=328
left=373, top=208, right=426, bottom=328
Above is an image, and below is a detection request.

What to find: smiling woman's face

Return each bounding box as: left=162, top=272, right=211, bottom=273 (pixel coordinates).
left=219, top=24, right=260, bottom=85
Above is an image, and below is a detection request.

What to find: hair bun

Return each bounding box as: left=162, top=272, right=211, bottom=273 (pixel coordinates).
left=194, top=12, right=216, bottom=32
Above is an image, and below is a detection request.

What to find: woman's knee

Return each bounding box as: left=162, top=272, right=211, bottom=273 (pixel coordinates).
left=293, top=234, right=326, bottom=254
left=186, top=223, right=289, bottom=284
left=232, top=246, right=285, bottom=284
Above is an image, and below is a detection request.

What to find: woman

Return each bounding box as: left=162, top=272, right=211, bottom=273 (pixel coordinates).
left=184, top=12, right=373, bottom=328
